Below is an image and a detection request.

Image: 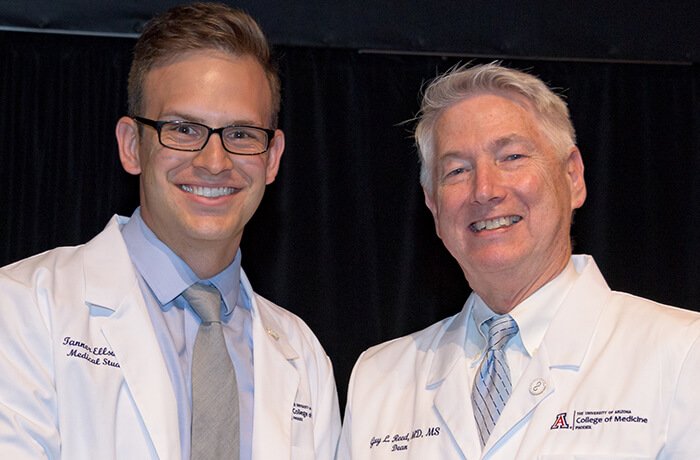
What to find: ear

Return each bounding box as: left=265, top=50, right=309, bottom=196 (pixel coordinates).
left=264, top=129, right=286, bottom=184
left=423, top=186, right=437, bottom=216
left=566, top=146, right=587, bottom=210
left=116, top=116, right=142, bottom=175
left=423, top=186, right=441, bottom=237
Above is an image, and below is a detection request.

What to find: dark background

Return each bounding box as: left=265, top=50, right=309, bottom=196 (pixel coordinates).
left=1, top=2, right=699, bottom=409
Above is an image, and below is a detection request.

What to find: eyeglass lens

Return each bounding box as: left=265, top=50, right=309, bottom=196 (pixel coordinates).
left=159, top=121, right=269, bottom=154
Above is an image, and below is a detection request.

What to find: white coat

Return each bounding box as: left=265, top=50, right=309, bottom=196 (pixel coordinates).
left=338, top=255, right=700, bottom=459
left=0, top=216, right=340, bottom=459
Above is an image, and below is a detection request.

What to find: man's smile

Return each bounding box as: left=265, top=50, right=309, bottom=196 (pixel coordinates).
left=179, top=184, right=238, bottom=198
left=470, top=215, right=522, bottom=233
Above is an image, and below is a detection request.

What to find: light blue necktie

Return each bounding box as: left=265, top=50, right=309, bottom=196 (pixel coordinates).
left=183, top=283, right=239, bottom=460
left=472, top=314, right=519, bottom=446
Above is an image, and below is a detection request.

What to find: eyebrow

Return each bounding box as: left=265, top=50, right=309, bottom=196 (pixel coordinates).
left=437, top=133, right=536, bottom=161
left=160, top=111, right=199, bottom=121
left=162, top=112, right=262, bottom=127
left=488, top=134, right=536, bottom=152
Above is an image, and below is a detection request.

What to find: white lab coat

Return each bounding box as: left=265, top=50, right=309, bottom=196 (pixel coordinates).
left=338, top=255, right=700, bottom=459
left=0, top=216, right=340, bottom=459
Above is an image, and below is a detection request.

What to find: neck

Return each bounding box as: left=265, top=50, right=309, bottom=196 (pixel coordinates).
left=138, top=211, right=241, bottom=280
left=177, top=242, right=239, bottom=279
left=470, top=255, right=570, bottom=314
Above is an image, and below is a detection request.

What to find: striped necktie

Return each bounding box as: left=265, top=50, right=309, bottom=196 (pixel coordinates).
left=472, top=314, right=519, bottom=446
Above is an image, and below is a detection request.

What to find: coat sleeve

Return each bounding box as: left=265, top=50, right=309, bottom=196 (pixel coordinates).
left=335, top=349, right=366, bottom=460
left=313, top=350, right=341, bottom=459
left=335, top=379, right=354, bottom=460
left=661, top=321, right=700, bottom=459
left=0, top=273, right=61, bottom=459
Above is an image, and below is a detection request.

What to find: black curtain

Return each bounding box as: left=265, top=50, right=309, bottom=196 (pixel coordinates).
left=2, top=31, right=699, bottom=408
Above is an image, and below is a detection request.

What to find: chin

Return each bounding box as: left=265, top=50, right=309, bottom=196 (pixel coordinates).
left=462, top=249, right=527, bottom=275
left=182, top=217, right=241, bottom=240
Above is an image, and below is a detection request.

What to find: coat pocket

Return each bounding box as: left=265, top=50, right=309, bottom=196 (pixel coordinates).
left=539, top=455, right=651, bottom=460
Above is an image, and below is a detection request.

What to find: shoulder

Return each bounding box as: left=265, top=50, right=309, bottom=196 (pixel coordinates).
left=0, top=244, right=88, bottom=307
left=572, top=282, right=700, bottom=384
left=1, top=216, right=126, bottom=284
left=573, top=254, right=700, bottom=344
left=0, top=216, right=134, bottom=315
left=349, top=312, right=461, bottom=388
left=252, top=292, right=317, bottom=339
left=363, top=317, right=453, bottom=362
left=239, top=267, right=327, bottom=348
left=2, top=244, right=83, bottom=280
left=249, top=289, right=334, bottom=363
left=607, top=290, right=700, bottom=343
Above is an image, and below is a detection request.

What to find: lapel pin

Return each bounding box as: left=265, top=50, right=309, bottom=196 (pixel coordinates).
left=529, top=378, right=547, bottom=395
left=266, top=328, right=280, bottom=340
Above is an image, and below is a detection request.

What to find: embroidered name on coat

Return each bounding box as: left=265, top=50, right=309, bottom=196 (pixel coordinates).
left=62, top=336, right=120, bottom=368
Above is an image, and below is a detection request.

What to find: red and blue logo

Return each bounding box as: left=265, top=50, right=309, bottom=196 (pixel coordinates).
left=550, top=412, right=570, bottom=430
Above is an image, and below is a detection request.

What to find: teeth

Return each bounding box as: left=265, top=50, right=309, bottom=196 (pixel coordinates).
left=180, top=185, right=236, bottom=198
left=471, top=215, right=522, bottom=232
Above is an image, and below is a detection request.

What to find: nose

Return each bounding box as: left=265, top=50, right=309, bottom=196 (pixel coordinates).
left=191, top=133, right=234, bottom=175
left=472, top=162, right=504, bottom=204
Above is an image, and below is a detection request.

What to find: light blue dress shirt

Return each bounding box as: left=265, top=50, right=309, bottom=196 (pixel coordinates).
left=121, top=208, right=254, bottom=460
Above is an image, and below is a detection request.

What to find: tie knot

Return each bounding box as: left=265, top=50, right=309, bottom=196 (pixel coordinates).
left=183, top=283, right=222, bottom=324
left=486, top=314, right=518, bottom=351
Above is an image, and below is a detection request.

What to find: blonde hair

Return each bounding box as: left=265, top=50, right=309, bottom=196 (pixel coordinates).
left=128, top=2, right=280, bottom=127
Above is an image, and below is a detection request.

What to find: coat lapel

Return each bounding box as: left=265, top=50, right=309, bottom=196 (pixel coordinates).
left=429, top=301, right=482, bottom=459
left=483, top=256, right=613, bottom=457
left=244, top=273, right=301, bottom=459
left=83, top=216, right=181, bottom=459
left=483, top=346, right=555, bottom=454
left=434, top=368, right=481, bottom=459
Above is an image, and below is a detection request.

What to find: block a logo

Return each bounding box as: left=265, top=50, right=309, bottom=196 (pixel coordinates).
left=550, top=412, right=570, bottom=430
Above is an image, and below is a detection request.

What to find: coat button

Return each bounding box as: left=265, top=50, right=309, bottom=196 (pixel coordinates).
left=529, top=378, right=547, bottom=395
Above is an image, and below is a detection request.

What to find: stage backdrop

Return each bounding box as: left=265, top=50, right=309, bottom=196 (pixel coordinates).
left=1, top=30, right=699, bottom=408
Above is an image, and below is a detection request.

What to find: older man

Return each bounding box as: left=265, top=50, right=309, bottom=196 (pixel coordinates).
left=338, top=63, right=700, bottom=459
left=0, top=3, right=339, bottom=459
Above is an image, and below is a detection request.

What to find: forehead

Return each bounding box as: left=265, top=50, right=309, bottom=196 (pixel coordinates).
left=141, top=50, right=272, bottom=122
left=433, top=92, right=544, bottom=152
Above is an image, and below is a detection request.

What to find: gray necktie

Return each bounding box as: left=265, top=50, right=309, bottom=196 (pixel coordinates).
left=183, top=283, right=239, bottom=460
left=471, top=314, right=519, bottom=447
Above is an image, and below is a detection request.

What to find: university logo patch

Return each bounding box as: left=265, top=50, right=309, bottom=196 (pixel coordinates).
left=550, top=412, right=569, bottom=430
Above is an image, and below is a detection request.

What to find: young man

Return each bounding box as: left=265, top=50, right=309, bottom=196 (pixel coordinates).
left=338, top=63, right=700, bottom=459
left=0, top=4, right=340, bottom=458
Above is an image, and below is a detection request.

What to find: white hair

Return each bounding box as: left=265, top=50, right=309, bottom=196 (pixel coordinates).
left=414, top=62, right=576, bottom=193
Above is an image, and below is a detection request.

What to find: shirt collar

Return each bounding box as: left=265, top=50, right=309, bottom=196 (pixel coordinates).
left=121, top=208, right=243, bottom=316
left=510, top=259, right=578, bottom=357
left=471, top=258, right=580, bottom=358
left=471, top=296, right=494, bottom=343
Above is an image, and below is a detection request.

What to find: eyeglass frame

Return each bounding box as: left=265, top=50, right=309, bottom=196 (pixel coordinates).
left=131, top=116, right=276, bottom=156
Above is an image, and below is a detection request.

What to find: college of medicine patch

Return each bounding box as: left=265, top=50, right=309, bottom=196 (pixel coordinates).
left=550, top=409, right=649, bottom=431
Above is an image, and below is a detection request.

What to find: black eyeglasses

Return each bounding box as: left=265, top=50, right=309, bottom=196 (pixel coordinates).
left=132, top=116, right=276, bottom=155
